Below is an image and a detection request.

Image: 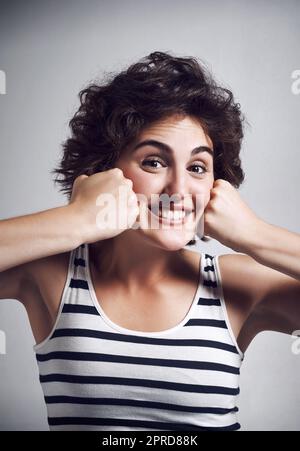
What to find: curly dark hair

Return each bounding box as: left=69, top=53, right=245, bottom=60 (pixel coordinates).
left=52, top=50, right=246, bottom=245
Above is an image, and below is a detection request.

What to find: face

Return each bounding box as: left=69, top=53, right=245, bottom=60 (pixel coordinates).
left=115, top=114, right=215, bottom=251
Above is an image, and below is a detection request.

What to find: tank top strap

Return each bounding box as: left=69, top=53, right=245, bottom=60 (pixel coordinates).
left=62, top=243, right=93, bottom=307
left=201, top=253, right=218, bottom=289
left=72, top=243, right=87, bottom=280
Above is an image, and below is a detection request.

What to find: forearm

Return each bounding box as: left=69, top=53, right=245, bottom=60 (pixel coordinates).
left=242, top=220, right=300, bottom=281
left=0, top=205, right=83, bottom=272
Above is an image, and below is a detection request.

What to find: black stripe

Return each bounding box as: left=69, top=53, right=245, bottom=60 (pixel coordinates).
left=197, top=297, right=221, bottom=306
left=74, top=258, right=86, bottom=267
left=39, top=374, right=240, bottom=396
left=205, top=254, right=214, bottom=260
left=48, top=416, right=241, bottom=431
left=185, top=319, right=227, bottom=329
left=203, top=279, right=218, bottom=288
left=36, top=351, right=239, bottom=375
left=69, top=278, right=89, bottom=290
left=62, top=305, right=99, bottom=315
left=51, top=328, right=239, bottom=354
left=80, top=244, right=85, bottom=249
left=204, top=265, right=214, bottom=272
left=44, top=395, right=238, bottom=415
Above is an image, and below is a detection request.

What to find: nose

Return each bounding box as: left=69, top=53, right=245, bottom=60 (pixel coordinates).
left=163, top=167, right=189, bottom=203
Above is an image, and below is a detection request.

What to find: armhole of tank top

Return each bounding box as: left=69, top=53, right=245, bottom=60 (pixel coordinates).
left=33, top=248, right=76, bottom=352
left=213, top=254, right=244, bottom=360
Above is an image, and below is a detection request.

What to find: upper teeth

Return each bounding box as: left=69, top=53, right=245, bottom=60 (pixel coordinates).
left=161, top=210, right=185, bottom=220
left=150, top=208, right=187, bottom=220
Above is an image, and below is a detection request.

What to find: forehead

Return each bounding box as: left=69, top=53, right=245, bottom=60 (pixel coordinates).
left=137, top=115, right=213, bottom=149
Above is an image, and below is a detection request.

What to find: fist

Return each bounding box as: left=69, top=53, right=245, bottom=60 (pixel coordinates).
left=69, top=168, right=140, bottom=244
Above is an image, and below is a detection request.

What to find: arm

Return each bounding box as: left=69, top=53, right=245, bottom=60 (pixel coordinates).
left=0, top=169, right=139, bottom=302
left=238, top=222, right=300, bottom=337
left=241, top=220, right=300, bottom=282
left=204, top=179, right=300, bottom=336
left=0, top=205, right=82, bottom=303
left=204, top=179, right=300, bottom=282
left=0, top=205, right=82, bottom=273
left=220, top=253, right=300, bottom=338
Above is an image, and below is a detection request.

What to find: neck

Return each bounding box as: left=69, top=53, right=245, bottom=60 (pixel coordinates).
left=88, top=230, right=189, bottom=291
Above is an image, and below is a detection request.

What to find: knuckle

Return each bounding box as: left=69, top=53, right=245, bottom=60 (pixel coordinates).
left=215, top=179, right=226, bottom=187
left=221, top=179, right=230, bottom=187
left=73, top=174, right=84, bottom=187
left=113, top=167, right=123, bottom=176
left=75, top=174, right=83, bottom=183
left=125, top=178, right=133, bottom=187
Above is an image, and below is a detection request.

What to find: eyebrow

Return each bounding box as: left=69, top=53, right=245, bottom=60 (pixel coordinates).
left=132, top=139, right=214, bottom=157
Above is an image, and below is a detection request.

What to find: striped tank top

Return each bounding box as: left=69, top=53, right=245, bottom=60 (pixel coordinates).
left=33, top=243, right=244, bottom=431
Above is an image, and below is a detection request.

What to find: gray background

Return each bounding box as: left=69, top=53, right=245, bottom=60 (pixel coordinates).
left=0, top=0, right=299, bottom=431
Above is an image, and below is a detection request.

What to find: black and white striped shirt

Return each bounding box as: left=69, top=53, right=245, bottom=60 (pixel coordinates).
left=34, top=243, right=244, bottom=431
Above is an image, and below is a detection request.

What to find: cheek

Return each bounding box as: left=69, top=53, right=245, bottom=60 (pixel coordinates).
left=194, top=176, right=214, bottom=204
left=120, top=167, right=159, bottom=196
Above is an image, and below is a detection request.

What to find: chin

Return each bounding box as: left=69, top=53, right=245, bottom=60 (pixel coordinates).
left=138, top=229, right=194, bottom=251
left=134, top=206, right=196, bottom=251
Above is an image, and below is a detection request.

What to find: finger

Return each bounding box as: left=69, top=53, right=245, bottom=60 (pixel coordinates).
left=128, top=192, right=138, bottom=205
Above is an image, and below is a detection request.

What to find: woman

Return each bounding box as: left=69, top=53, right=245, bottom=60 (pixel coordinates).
left=0, top=51, right=299, bottom=431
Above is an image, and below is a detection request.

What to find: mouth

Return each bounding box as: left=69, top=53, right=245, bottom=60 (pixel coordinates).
left=147, top=204, right=195, bottom=225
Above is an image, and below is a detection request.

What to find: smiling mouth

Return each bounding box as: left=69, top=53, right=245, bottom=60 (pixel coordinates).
left=147, top=205, right=195, bottom=224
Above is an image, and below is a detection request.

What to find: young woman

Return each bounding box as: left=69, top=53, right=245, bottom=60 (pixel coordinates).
left=0, top=51, right=299, bottom=431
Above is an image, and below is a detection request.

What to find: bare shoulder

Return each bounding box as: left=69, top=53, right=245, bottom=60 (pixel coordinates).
left=217, top=252, right=289, bottom=353
left=23, top=251, right=71, bottom=312
left=218, top=253, right=265, bottom=307
left=22, top=252, right=72, bottom=344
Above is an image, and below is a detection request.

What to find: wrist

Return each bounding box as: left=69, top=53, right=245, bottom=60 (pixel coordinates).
left=238, top=218, right=271, bottom=257
left=62, top=203, right=86, bottom=249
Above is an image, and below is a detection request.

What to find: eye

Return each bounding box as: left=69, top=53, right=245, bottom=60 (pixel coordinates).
left=188, top=164, right=207, bottom=175
left=141, top=158, right=166, bottom=169
left=141, top=157, right=208, bottom=175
